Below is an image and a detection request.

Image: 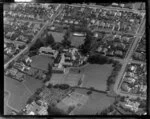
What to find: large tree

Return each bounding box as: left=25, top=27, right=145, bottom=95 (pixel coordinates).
left=61, top=29, right=71, bottom=48
left=45, top=33, right=55, bottom=46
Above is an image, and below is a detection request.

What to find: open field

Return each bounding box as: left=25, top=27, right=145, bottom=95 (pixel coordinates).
left=22, top=75, right=43, bottom=93
left=31, top=55, right=54, bottom=71
left=70, top=64, right=113, bottom=91
left=4, top=76, right=43, bottom=112
left=50, top=73, right=82, bottom=87
left=72, top=88, right=115, bottom=115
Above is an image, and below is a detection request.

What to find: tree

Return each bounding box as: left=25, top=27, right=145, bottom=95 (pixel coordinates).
left=58, top=84, right=70, bottom=90
left=29, top=38, right=44, bottom=51
left=61, top=30, right=71, bottom=48
left=45, top=33, right=55, bottom=46
left=87, top=90, right=92, bottom=95
left=87, top=54, right=109, bottom=64
left=47, top=105, right=66, bottom=115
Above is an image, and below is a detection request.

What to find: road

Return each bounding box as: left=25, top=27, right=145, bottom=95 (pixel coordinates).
left=5, top=17, right=44, bottom=24
left=4, top=4, right=63, bottom=70
left=113, top=16, right=146, bottom=99
left=69, top=3, right=144, bottom=14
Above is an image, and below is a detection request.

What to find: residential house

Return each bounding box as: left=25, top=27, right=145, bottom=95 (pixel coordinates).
left=26, top=101, right=48, bottom=115
left=124, top=99, right=140, bottom=112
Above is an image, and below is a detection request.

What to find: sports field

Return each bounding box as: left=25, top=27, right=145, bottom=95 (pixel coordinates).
left=70, top=64, right=113, bottom=91
left=72, top=88, right=115, bottom=115
left=4, top=76, right=43, bottom=112
left=31, top=55, right=54, bottom=71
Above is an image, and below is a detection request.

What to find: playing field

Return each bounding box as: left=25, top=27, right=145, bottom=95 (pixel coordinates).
left=4, top=75, right=43, bottom=112
left=70, top=64, right=113, bottom=91
left=31, top=55, right=54, bottom=71
left=72, top=88, right=115, bottom=115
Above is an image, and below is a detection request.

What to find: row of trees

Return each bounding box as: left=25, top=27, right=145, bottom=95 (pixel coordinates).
left=26, top=87, right=43, bottom=104
left=106, top=61, right=122, bottom=91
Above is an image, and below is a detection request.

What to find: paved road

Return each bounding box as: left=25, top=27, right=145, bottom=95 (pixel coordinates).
left=113, top=17, right=146, bottom=99
left=5, top=17, right=44, bottom=24
left=69, top=4, right=144, bottom=14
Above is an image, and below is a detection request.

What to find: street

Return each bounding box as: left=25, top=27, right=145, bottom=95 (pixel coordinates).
left=113, top=15, right=146, bottom=99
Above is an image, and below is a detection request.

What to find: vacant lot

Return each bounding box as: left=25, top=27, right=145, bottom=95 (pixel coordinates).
left=70, top=35, right=85, bottom=47
left=31, top=55, right=54, bottom=71
left=70, top=64, right=113, bottom=91
left=72, top=88, right=115, bottom=115
left=4, top=75, right=43, bottom=112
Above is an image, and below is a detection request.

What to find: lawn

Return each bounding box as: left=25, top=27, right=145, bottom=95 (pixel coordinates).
left=72, top=88, right=115, bottom=115
left=70, top=35, right=85, bottom=47
left=4, top=75, right=43, bottom=112
left=31, top=55, right=54, bottom=71
left=70, top=64, right=113, bottom=91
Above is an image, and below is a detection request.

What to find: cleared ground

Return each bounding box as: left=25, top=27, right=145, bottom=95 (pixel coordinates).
left=4, top=76, right=43, bottom=112
left=72, top=88, right=115, bottom=115
left=70, top=64, right=113, bottom=91
left=31, top=55, right=54, bottom=71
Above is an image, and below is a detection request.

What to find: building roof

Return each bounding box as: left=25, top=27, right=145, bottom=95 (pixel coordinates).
left=39, top=46, right=56, bottom=54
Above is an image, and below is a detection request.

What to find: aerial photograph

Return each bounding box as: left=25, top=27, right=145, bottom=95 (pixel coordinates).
left=4, top=2, right=146, bottom=115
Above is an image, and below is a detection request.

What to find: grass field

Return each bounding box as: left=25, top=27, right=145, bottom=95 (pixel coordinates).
left=70, top=35, right=85, bottom=47
left=72, top=88, right=115, bottom=115
left=31, top=55, right=54, bottom=71
left=70, top=64, right=113, bottom=91
left=4, top=75, right=43, bottom=112
left=48, top=31, right=64, bottom=42
left=4, top=91, right=13, bottom=115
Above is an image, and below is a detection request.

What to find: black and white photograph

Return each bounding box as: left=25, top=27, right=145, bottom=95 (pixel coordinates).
left=3, top=1, right=147, bottom=116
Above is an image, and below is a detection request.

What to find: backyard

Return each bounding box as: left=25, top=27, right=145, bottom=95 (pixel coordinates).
left=31, top=55, right=54, bottom=71
left=72, top=88, right=115, bottom=115
left=70, top=63, right=113, bottom=91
